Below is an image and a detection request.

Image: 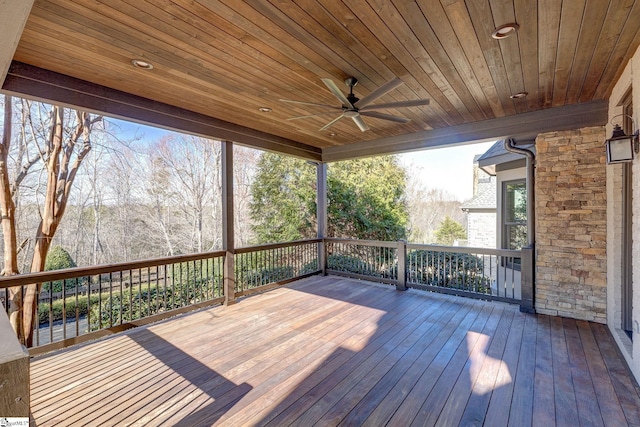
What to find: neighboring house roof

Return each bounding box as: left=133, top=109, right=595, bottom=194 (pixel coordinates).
left=477, top=139, right=535, bottom=175
left=461, top=176, right=496, bottom=211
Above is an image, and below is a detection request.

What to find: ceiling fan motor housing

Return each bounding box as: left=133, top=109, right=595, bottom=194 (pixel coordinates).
left=344, top=77, right=358, bottom=88
left=281, top=76, right=429, bottom=132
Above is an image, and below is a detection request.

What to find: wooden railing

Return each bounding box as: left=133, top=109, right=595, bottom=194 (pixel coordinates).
left=0, top=240, right=321, bottom=353
left=0, top=237, right=530, bottom=352
left=325, top=238, right=524, bottom=304
left=234, top=239, right=321, bottom=296
left=0, top=251, right=226, bottom=353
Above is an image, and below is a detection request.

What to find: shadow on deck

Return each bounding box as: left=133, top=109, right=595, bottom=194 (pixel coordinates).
left=30, top=275, right=640, bottom=426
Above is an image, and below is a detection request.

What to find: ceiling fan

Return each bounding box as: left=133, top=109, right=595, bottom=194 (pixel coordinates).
left=280, top=77, right=430, bottom=132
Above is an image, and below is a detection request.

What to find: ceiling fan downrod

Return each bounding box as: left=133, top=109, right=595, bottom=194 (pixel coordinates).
left=345, top=77, right=360, bottom=107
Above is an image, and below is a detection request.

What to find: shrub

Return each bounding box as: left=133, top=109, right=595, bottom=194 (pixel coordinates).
left=239, top=265, right=295, bottom=290
left=326, top=254, right=383, bottom=277
left=90, top=287, right=167, bottom=330
left=42, top=246, right=79, bottom=293
left=407, top=250, right=490, bottom=293
left=89, top=276, right=225, bottom=331
left=37, top=293, right=99, bottom=325
left=300, top=258, right=320, bottom=275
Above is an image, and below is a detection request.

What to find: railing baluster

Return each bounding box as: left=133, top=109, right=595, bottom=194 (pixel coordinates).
left=171, top=263, right=176, bottom=309
left=179, top=262, right=184, bottom=308
left=119, top=273, right=123, bottom=326
left=128, top=269, right=133, bottom=321
left=109, top=272, right=113, bottom=328
left=155, top=265, right=160, bottom=313
left=136, top=268, right=142, bottom=316
left=87, top=279, right=91, bottom=335
left=98, top=274, right=103, bottom=330
left=62, top=279, right=67, bottom=340
left=75, top=278, right=80, bottom=337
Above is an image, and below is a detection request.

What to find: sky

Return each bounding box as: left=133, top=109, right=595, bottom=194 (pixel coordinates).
left=398, top=141, right=496, bottom=201
left=114, top=118, right=495, bottom=202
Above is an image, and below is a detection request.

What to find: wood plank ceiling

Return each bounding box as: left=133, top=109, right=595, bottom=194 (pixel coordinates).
left=6, top=0, right=640, bottom=157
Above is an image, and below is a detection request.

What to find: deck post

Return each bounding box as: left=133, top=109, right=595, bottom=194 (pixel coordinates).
left=520, top=244, right=535, bottom=313
left=222, top=141, right=236, bottom=305
left=396, top=240, right=407, bottom=291
left=317, top=162, right=327, bottom=275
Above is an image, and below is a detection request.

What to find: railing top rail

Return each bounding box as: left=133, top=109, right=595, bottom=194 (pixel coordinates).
left=0, top=250, right=226, bottom=289
left=406, top=243, right=522, bottom=257
left=234, top=238, right=321, bottom=254
left=324, top=238, right=398, bottom=248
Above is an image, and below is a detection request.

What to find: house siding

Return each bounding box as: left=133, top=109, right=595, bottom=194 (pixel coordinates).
left=466, top=211, right=496, bottom=248
left=535, top=127, right=607, bottom=323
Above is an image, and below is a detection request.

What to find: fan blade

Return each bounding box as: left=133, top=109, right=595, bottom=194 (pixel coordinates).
left=287, top=111, right=343, bottom=121
left=360, top=111, right=411, bottom=123
left=319, top=114, right=346, bottom=131
left=354, top=77, right=404, bottom=109
left=352, top=115, right=370, bottom=132
left=321, top=78, right=353, bottom=108
left=279, top=99, right=340, bottom=109
left=359, top=99, right=430, bottom=111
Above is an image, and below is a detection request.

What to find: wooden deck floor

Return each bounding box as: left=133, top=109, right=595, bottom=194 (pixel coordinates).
left=31, top=276, right=640, bottom=426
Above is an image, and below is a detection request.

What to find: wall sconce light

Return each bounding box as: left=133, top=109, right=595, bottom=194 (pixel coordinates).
left=605, top=116, right=639, bottom=164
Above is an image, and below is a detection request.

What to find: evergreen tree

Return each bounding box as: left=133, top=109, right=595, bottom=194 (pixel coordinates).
left=434, top=216, right=466, bottom=245
left=249, top=153, right=409, bottom=243
left=43, top=246, right=77, bottom=293
left=45, top=246, right=77, bottom=271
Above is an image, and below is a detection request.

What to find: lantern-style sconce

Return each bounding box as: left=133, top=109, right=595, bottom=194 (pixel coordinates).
left=605, top=117, right=639, bottom=164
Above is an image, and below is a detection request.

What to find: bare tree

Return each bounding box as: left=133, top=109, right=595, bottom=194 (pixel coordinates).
left=406, top=184, right=466, bottom=244
left=145, top=154, right=177, bottom=256
left=233, top=145, right=259, bottom=247
left=148, top=135, right=221, bottom=254
left=0, top=96, right=101, bottom=345
left=105, top=145, right=139, bottom=262
left=1, top=96, right=22, bottom=339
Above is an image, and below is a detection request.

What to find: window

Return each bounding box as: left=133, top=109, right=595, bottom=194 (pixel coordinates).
left=503, top=180, right=527, bottom=251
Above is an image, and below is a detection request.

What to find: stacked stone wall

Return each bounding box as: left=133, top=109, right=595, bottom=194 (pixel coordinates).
left=535, top=127, right=607, bottom=322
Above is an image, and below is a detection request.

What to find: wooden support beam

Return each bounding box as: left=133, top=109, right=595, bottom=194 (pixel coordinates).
left=316, top=162, right=327, bottom=275
left=222, top=141, right=236, bottom=305
left=2, top=62, right=322, bottom=161
left=0, top=2, right=34, bottom=88
left=322, top=100, right=608, bottom=161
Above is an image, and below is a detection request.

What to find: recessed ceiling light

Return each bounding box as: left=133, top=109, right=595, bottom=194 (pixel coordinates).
left=510, top=91, right=528, bottom=99
left=329, top=133, right=336, bottom=137
left=131, top=59, right=153, bottom=70
left=491, top=23, right=519, bottom=39
left=258, top=107, right=272, bottom=113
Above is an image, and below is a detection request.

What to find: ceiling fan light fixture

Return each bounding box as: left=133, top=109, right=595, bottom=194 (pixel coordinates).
left=510, top=91, right=528, bottom=99
left=131, top=59, right=154, bottom=70
left=491, top=23, right=519, bottom=39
